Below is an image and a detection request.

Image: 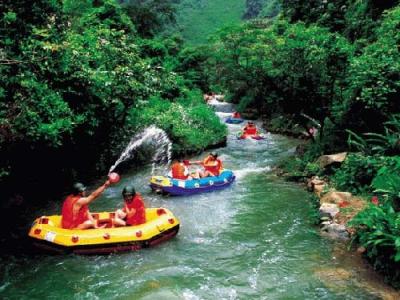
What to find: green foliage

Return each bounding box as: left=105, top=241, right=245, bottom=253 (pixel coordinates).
left=259, top=0, right=280, bottom=18
left=243, top=0, right=272, bottom=19
left=11, top=77, right=80, bottom=146
left=301, top=142, right=324, bottom=164
left=176, top=0, right=246, bottom=45
left=349, top=203, right=400, bottom=287
left=346, top=114, right=400, bottom=156
left=304, top=162, right=321, bottom=177
left=0, top=0, right=228, bottom=199
left=209, top=20, right=353, bottom=134
left=173, top=45, right=213, bottom=91
left=122, top=0, right=179, bottom=38
left=371, top=156, right=400, bottom=202
left=278, top=156, right=304, bottom=177
left=338, top=7, right=400, bottom=135
left=130, top=91, right=226, bottom=153
left=331, top=153, right=384, bottom=194
left=281, top=0, right=399, bottom=41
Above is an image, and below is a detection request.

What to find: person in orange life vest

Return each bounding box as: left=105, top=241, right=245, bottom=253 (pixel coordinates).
left=61, top=180, right=111, bottom=230
left=243, top=121, right=258, bottom=135
left=169, top=159, right=192, bottom=180
left=114, top=185, right=146, bottom=226
left=232, top=111, right=241, bottom=119
left=191, top=152, right=223, bottom=177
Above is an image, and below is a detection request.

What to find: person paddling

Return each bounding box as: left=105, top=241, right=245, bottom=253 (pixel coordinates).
left=189, top=152, right=223, bottom=178
left=242, top=121, right=258, bottom=135
left=61, top=180, right=112, bottom=230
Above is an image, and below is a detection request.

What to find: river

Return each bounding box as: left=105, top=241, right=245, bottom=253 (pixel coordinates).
left=0, top=101, right=398, bottom=299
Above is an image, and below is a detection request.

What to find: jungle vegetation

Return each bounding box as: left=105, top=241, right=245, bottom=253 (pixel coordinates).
left=182, top=0, right=400, bottom=287
left=0, top=0, right=226, bottom=214
left=1, top=0, right=400, bottom=287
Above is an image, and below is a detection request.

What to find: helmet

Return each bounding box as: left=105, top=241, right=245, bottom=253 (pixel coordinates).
left=122, top=185, right=136, bottom=197
left=210, top=152, right=219, bottom=158
left=72, top=182, right=86, bottom=195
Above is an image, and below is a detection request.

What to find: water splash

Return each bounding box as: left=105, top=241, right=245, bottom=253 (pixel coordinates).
left=234, top=166, right=272, bottom=180
left=109, top=125, right=172, bottom=174
left=208, top=96, right=234, bottom=113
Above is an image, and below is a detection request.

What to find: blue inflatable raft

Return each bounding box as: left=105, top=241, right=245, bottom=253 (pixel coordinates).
left=225, top=117, right=244, bottom=124
left=150, top=170, right=235, bottom=196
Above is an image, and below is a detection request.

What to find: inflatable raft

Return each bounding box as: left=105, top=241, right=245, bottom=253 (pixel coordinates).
left=237, top=132, right=265, bottom=140
left=28, top=208, right=179, bottom=254
left=225, top=117, right=244, bottom=124
left=150, top=170, right=235, bottom=196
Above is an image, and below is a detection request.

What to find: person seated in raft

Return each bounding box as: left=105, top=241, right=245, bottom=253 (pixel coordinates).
left=242, top=121, right=258, bottom=135
left=189, top=152, right=223, bottom=178
left=169, top=159, right=192, bottom=180
left=114, top=185, right=146, bottom=227
left=61, top=180, right=112, bottom=230
left=232, top=111, right=241, bottom=119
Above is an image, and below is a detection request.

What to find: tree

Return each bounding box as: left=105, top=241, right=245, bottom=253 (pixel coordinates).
left=121, top=0, right=179, bottom=37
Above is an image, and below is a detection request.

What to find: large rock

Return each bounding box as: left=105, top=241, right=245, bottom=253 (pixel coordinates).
left=318, top=152, right=347, bottom=169
left=307, top=176, right=326, bottom=196
left=314, top=184, right=326, bottom=196
left=321, top=191, right=352, bottom=204
left=321, top=223, right=349, bottom=240
left=319, top=203, right=340, bottom=219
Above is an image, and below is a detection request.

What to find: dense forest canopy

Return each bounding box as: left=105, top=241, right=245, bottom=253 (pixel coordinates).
left=0, top=0, right=225, bottom=206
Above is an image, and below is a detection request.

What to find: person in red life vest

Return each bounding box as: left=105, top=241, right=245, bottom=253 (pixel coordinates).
left=232, top=111, right=241, bottom=119
left=114, top=185, right=146, bottom=226
left=190, top=152, right=223, bottom=177
left=61, top=180, right=111, bottom=229
left=242, top=121, right=258, bottom=135
left=169, top=159, right=192, bottom=180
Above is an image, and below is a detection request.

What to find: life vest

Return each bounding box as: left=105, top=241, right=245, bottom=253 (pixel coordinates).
left=244, top=126, right=257, bottom=135
left=233, top=112, right=241, bottom=118
left=61, top=194, right=89, bottom=229
left=203, top=156, right=223, bottom=176
left=123, top=193, right=146, bottom=226
left=171, top=162, right=188, bottom=180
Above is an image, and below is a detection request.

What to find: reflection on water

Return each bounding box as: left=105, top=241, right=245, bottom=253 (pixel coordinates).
left=1, top=101, right=398, bottom=299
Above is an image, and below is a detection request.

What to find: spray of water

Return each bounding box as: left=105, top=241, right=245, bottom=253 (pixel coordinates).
left=109, top=125, right=172, bottom=174
left=208, top=96, right=234, bottom=113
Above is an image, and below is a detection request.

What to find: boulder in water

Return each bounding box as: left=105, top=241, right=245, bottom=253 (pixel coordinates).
left=321, top=223, right=349, bottom=239
left=319, top=202, right=340, bottom=219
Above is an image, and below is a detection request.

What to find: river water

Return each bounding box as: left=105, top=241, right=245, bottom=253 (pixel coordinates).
left=1, top=101, right=398, bottom=299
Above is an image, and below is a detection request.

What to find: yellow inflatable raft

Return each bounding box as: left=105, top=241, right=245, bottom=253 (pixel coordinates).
left=28, top=208, right=179, bottom=254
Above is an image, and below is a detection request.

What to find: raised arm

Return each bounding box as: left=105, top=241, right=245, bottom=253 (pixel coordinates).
left=76, top=180, right=111, bottom=206
left=189, top=160, right=203, bottom=165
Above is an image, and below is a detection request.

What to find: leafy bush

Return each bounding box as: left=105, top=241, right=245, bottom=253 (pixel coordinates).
left=129, top=91, right=227, bottom=154
left=278, top=156, right=304, bottom=177
left=301, top=142, right=324, bottom=165
left=371, top=157, right=400, bottom=207
left=347, top=114, right=400, bottom=156
left=331, top=153, right=384, bottom=194
left=304, top=162, right=321, bottom=177
left=349, top=203, right=400, bottom=288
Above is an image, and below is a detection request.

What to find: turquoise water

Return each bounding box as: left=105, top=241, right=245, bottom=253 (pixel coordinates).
left=0, top=105, right=396, bottom=299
